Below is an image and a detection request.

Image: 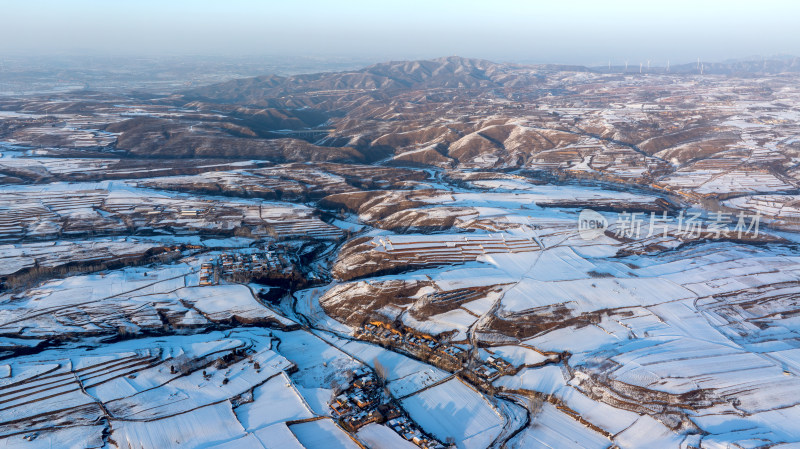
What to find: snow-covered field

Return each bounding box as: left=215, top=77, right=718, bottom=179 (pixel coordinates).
left=0, top=239, right=161, bottom=276
left=0, top=262, right=294, bottom=344
left=400, top=378, right=503, bottom=449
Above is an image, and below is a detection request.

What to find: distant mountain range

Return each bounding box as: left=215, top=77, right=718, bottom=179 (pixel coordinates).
left=180, top=55, right=800, bottom=108
left=667, top=57, right=800, bottom=74
left=595, top=57, right=800, bottom=75
left=179, top=56, right=586, bottom=106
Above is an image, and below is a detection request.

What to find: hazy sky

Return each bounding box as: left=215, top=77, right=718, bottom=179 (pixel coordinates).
left=1, top=0, right=799, bottom=65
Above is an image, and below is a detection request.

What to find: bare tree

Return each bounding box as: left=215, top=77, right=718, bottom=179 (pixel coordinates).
left=373, top=358, right=388, bottom=387
left=527, top=394, right=545, bottom=419
left=329, top=378, right=344, bottom=396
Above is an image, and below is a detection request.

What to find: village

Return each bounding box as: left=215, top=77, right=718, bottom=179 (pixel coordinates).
left=198, top=245, right=310, bottom=287
left=329, top=367, right=448, bottom=449
left=356, top=320, right=515, bottom=389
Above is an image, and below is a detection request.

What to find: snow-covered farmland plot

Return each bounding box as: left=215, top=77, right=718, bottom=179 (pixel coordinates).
left=507, top=402, right=610, bottom=449
left=400, top=378, right=503, bottom=449
left=0, top=330, right=305, bottom=444
left=0, top=262, right=296, bottom=348
left=289, top=418, right=361, bottom=449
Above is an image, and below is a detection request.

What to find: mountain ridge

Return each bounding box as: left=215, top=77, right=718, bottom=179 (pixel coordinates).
left=182, top=55, right=800, bottom=108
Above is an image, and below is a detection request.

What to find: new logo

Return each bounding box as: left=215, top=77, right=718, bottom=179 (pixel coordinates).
left=578, top=209, right=607, bottom=240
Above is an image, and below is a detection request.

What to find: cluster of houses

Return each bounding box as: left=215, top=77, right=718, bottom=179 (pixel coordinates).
left=329, top=367, right=447, bottom=448
left=385, top=415, right=448, bottom=449
left=217, top=251, right=284, bottom=277
left=330, top=367, right=386, bottom=430
left=198, top=248, right=299, bottom=286
left=199, top=263, right=216, bottom=286
left=357, top=321, right=466, bottom=365
left=475, top=355, right=513, bottom=381
left=356, top=320, right=513, bottom=384
left=357, top=320, right=470, bottom=367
